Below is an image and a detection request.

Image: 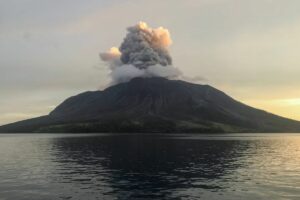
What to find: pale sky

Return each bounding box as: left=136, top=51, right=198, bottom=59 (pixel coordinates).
left=1, top=0, right=300, bottom=125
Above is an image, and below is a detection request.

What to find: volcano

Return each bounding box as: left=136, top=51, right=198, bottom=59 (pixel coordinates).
left=1, top=77, right=300, bottom=133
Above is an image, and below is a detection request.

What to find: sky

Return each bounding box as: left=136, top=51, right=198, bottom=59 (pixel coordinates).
left=1, top=0, right=300, bottom=125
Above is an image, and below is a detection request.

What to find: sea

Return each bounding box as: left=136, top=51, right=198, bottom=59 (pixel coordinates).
left=0, top=133, right=299, bottom=200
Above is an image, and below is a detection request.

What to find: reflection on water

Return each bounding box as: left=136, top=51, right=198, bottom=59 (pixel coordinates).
left=0, top=134, right=300, bottom=200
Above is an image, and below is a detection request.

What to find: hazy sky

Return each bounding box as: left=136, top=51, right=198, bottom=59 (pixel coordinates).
left=1, top=0, right=300, bottom=125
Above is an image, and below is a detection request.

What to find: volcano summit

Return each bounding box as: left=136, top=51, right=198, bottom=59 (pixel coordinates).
left=1, top=77, right=300, bottom=133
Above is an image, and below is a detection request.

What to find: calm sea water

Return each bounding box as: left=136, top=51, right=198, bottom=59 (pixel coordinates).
left=0, top=133, right=299, bottom=200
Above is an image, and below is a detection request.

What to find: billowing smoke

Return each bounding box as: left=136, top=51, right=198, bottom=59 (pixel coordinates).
left=100, top=22, right=181, bottom=84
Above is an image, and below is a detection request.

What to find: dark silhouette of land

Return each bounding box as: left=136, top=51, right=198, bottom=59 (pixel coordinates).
left=1, top=77, right=300, bottom=133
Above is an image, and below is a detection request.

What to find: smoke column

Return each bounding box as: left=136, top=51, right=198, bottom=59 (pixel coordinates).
left=100, top=22, right=181, bottom=84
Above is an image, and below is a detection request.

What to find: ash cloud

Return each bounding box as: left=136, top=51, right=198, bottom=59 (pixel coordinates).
left=100, top=22, right=181, bottom=84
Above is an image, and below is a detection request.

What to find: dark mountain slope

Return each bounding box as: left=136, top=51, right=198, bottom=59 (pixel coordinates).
left=1, top=77, right=300, bottom=133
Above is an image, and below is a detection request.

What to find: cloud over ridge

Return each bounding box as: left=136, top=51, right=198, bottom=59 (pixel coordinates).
left=100, top=21, right=181, bottom=84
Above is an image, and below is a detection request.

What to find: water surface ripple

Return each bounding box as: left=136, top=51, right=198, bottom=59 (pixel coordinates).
left=0, top=133, right=299, bottom=200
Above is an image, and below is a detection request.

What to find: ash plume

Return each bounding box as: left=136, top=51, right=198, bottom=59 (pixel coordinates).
left=100, top=22, right=181, bottom=84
